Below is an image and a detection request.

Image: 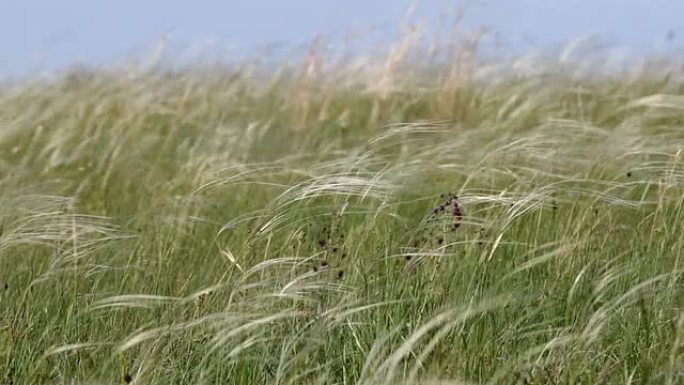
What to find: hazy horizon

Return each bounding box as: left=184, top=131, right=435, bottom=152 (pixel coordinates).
left=2, top=0, right=683, bottom=78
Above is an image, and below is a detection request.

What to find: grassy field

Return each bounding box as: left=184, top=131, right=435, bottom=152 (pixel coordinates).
left=0, top=38, right=683, bottom=385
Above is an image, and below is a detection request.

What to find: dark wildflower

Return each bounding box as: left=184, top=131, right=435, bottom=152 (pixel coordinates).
left=331, top=247, right=338, bottom=253
left=451, top=196, right=463, bottom=229
left=428, top=193, right=463, bottom=230
left=437, top=237, right=444, bottom=245
left=318, top=239, right=326, bottom=247
left=337, top=270, right=344, bottom=279
left=123, top=373, right=132, bottom=384
left=314, top=260, right=328, bottom=272
left=626, top=171, right=632, bottom=177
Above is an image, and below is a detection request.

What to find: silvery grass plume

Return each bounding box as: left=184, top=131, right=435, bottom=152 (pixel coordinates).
left=0, top=194, right=130, bottom=281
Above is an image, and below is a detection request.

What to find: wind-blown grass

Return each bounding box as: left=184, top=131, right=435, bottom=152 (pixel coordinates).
left=0, top=37, right=683, bottom=385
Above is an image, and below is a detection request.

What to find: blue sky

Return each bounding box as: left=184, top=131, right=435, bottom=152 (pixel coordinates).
left=1, top=0, right=683, bottom=77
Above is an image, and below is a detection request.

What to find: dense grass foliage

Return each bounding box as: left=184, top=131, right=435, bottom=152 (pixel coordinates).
left=1, top=49, right=683, bottom=385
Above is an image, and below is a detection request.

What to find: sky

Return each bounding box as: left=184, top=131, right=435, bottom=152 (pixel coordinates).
left=1, top=0, right=683, bottom=77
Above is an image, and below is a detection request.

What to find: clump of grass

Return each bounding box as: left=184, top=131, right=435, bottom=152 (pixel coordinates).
left=1, top=26, right=684, bottom=385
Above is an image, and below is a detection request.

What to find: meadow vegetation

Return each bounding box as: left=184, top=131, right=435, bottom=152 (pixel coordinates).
left=0, top=32, right=683, bottom=384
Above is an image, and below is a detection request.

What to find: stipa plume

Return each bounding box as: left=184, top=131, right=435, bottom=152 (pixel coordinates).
left=358, top=295, right=513, bottom=385
left=0, top=194, right=130, bottom=281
